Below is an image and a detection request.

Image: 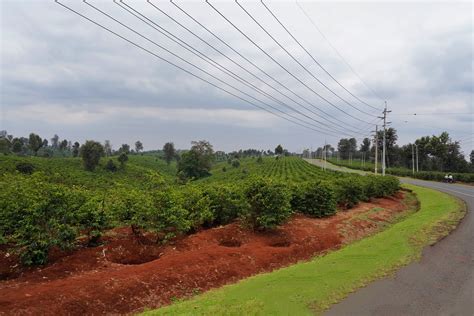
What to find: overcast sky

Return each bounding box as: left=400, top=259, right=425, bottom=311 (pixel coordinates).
left=1, top=0, right=472, bottom=154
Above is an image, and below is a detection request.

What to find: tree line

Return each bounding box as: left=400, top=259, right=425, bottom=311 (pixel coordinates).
left=305, top=129, right=473, bottom=173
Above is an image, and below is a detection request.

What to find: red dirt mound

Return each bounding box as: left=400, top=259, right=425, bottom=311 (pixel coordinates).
left=0, top=192, right=411, bottom=315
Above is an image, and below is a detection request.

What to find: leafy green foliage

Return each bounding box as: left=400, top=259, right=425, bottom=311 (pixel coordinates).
left=80, top=141, right=105, bottom=171
left=104, top=159, right=118, bottom=172
left=292, top=181, right=337, bottom=217
left=1, top=155, right=401, bottom=266
left=243, top=177, right=292, bottom=230
left=16, top=162, right=35, bottom=174
left=203, top=184, right=247, bottom=226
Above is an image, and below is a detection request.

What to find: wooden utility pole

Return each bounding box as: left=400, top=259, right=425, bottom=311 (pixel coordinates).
left=374, top=125, right=379, bottom=175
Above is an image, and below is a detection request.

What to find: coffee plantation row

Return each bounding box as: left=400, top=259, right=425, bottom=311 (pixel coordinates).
left=0, top=156, right=399, bottom=265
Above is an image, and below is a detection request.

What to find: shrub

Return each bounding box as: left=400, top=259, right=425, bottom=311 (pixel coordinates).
left=203, top=184, right=247, bottom=226
left=149, top=189, right=190, bottom=242
left=179, top=186, right=213, bottom=231
left=16, top=162, right=35, bottom=174
left=334, top=177, right=366, bottom=208
left=222, top=166, right=227, bottom=172
left=106, top=188, right=153, bottom=236
left=118, top=153, right=129, bottom=168
left=256, top=156, right=263, bottom=163
left=243, top=177, right=292, bottom=230
left=76, top=194, right=109, bottom=246
left=292, top=181, right=337, bottom=217
left=231, top=159, right=240, bottom=168
left=104, top=159, right=118, bottom=172
left=0, top=174, right=79, bottom=265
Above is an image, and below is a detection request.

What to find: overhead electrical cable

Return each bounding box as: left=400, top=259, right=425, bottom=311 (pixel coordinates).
left=114, top=0, right=365, bottom=136
left=55, top=0, right=344, bottom=137
left=261, top=0, right=380, bottom=113
left=295, top=0, right=385, bottom=104
left=207, top=0, right=374, bottom=127
left=168, top=0, right=375, bottom=133
left=237, top=0, right=377, bottom=119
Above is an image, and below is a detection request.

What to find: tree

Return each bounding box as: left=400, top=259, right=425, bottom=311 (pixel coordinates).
left=80, top=141, right=105, bottom=171
left=275, top=144, right=283, bottom=155
left=59, top=139, right=68, bottom=151
left=118, top=152, right=129, bottom=168
left=42, top=139, right=49, bottom=148
left=177, top=140, right=214, bottom=180
left=135, top=141, right=143, bottom=154
left=337, top=138, right=357, bottom=160
left=28, top=133, right=43, bottom=156
left=103, top=140, right=112, bottom=157
left=470, top=150, right=474, bottom=164
left=0, top=137, right=11, bottom=154
left=72, top=142, right=80, bottom=157
left=163, top=142, right=176, bottom=165
left=51, top=134, right=59, bottom=149
left=119, top=144, right=130, bottom=154
left=360, top=138, right=371, bottom=154
left=12, top=138, right=23, bottom=154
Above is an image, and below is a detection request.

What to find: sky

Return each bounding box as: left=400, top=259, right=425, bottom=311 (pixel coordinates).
left=1, top=0, right=472, bottom=155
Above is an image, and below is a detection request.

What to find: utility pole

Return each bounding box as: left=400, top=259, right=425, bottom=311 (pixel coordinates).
left=380, top=101, right=391, bottom=176
left=324, top=139, right=327, bottom=171
left=411, top=144, right=415, bottom=175
left=374, top=125, right=379, bottom=175
left=415, top=144, right=419, bottom=172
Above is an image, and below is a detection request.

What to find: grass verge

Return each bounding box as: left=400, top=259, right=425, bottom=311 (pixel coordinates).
left=142, top=184, right=466, bottom=316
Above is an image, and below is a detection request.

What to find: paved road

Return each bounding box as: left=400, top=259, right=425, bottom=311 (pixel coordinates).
left=304, top=159, right=474, bottom=315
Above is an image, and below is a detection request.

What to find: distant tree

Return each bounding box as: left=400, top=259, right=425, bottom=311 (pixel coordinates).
left=104, top=140, right=112, bottom=157
left=0, top=137, right=10, bottom=154
left=470, top=150, right=474, bottom=164
left=80, top=141, right=105, bottom=171
left=12, top=138, right=23, bottom=154
left=135, top=141, right=143, bottom=154
left=360, top=138, right=371, bottom=154
left=119, top=144, right=130, bottom=154
left=72, top=142, right=80, bottom=157
left=177, top=140, right=214, bottom=180
left=163, top=142, right=176, bottom=165
left=59, top=139, right=68, bottom=151
left=42, top=139, right=49, bottom=148
left=337, top=138, right=357, bottom=160
left=118, top=152, right=129, bottom=168
left=275, top=144, right=283, bottom=155
left=51, top=134, right=59, bottom=149
left=28, top=133, right=43, bottom=156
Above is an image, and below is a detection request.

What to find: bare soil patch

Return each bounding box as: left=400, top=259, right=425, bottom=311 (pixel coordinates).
left=0, top=192, right=412, bottom=315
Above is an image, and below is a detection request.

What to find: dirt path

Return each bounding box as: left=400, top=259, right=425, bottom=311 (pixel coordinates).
left=0, top=194, right=410, bottom=315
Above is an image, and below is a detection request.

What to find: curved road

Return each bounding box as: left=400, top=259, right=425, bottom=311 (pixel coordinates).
left=305, top=159, right=474, bottom=315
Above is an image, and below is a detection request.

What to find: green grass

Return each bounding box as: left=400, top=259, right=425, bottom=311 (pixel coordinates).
left=143, top=184, right=465, bottom=316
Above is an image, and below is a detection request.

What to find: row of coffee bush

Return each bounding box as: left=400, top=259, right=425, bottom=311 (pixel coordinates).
left=0, top=172, right=399, bottom=265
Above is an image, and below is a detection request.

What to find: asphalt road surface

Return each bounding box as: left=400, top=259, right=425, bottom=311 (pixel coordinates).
left=304, top=159, right=474, bottom=316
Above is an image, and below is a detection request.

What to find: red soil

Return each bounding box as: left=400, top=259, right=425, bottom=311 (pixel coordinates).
left=0, top=192, right=410, bottom=315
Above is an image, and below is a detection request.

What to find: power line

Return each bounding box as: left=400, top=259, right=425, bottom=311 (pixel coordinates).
left=114, top=0, right=369, bottom=137
left=131, top=0, right=370, bottom=136
left=295, top=0, right=384, bottom=103
left=235, top=0, right=376, bottom=124
left=55, top=0, right=344, bottom=138
left=260, top=0, right=380, bottom=114
left=207, top=0, right=375, bottom=127
left=169, top=0, right=376, bottom=133
left=113, top=1, right=350, bottom=136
